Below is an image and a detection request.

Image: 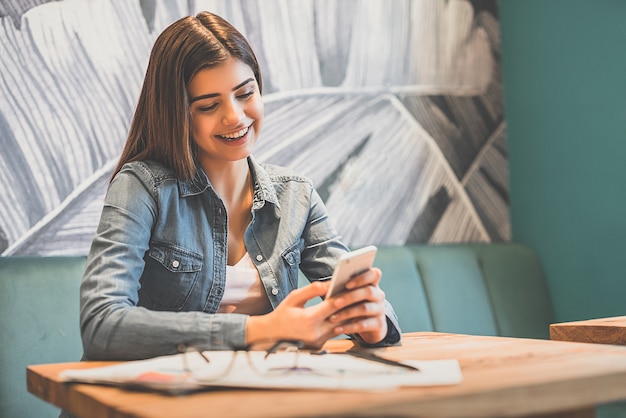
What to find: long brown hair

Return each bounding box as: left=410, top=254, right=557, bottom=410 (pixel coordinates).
left=112, top=11, right=263, bottom=181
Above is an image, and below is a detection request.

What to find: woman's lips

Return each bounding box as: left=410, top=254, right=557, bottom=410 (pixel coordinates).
left=218, top=126, right=250, bottom=141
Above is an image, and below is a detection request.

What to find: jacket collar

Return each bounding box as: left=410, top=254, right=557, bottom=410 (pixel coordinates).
left=248, top=156, right=280, bottom=212
left=178, top=156, right=280, bottom=212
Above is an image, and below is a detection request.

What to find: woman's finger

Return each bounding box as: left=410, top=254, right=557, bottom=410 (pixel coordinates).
left=345, top=267, right=382, bottom=290
left=282, top=281, right=329, bottom=307
left=332, top=284, right=385, bottom=310
left=329, top=301, right=385, bottom=323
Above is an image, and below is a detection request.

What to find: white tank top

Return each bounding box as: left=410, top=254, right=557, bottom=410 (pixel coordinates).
left=217, top=252, right=272, bottom=315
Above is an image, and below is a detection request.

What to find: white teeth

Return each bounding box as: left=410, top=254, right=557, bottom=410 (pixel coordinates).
left=220, top=126, right=249, bottom=140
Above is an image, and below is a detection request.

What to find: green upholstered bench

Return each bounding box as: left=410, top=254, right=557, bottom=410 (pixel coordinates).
left=1, top=243, right=555, bottom=418
left=0, top=256, right=85, bottom=418
left=376, top=243, right=554, bottom=339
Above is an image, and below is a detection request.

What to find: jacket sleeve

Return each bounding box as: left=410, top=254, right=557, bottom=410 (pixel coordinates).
left=80, top=167, right=247, bottom=361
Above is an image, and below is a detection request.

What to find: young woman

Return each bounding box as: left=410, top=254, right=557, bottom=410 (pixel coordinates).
left=79, top=11, right=401, bottom=361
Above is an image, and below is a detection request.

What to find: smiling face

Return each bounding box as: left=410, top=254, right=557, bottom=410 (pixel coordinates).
left=187, top=57, right=264, bottom=169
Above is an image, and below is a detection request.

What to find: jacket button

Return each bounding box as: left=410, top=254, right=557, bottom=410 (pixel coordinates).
left=256, top=254, right=263, bottom=262
left=271, top=288, right=278, bottom=295
left=172, top=260, right=180, bottom=268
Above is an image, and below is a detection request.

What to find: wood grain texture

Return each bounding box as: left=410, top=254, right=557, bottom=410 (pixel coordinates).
left=27, top=332, right=626, bottom=418
left=550, top=316, right=626, bottom=345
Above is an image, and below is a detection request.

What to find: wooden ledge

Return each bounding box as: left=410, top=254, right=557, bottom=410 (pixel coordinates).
left=550, top=316, right=626, bottom=345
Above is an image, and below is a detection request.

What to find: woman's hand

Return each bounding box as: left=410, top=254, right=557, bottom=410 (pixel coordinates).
left=326, top=267, right=388, bottom=344
left=245, top=268, right=388, bottom=349
left=246, top=281, right=341, bottom=349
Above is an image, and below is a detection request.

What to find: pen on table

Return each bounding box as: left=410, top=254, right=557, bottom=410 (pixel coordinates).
left=345, top=349, right=421, bottom=372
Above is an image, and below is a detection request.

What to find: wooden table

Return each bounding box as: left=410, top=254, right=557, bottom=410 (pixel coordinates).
left=27, top=332, right=626, bottom=418
left=550, top=316, right=626, bottom=345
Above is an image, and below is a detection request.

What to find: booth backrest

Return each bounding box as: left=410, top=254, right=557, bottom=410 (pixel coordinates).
left=0, top=256, right=86, bottom=418
left=0, top=243, right=553, bottom=417
left=375, top=243, right=554, bottom=339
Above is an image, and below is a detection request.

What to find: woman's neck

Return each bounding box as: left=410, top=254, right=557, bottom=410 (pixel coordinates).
left=202, top=158, right=251, bottom=205
left=201, top=157, right=254, bottom=266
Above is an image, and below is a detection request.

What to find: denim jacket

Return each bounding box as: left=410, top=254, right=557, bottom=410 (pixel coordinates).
left=80, top=156, right=400, bottom=360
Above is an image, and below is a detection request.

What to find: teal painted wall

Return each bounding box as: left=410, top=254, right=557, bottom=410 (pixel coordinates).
left=499, top=0, right=626, bottom=322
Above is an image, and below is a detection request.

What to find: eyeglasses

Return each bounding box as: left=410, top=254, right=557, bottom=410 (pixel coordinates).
left=178, top=339, right=335, bottom=382
left=178, top=339, right=419, bottom=384
left=258, top=339, right=314, bottom=375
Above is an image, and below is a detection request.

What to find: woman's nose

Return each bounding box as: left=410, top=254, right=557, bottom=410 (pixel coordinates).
left=222, top=100, right=243, bottom=126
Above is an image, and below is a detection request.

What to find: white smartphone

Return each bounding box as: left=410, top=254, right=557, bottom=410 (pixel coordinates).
left=325, top=245, right=378, bottom=298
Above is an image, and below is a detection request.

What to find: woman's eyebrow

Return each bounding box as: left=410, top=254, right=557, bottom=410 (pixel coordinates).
left=189, top=78, right=255, bottom=104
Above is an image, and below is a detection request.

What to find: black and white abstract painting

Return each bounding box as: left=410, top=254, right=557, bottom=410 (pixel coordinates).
left=0, top=0, right=508, bottom=256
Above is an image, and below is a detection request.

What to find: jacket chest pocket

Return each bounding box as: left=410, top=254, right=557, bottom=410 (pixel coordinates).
left=139, top=244, right=203, bottom=311
left=281, top=241, right=303, bottom=290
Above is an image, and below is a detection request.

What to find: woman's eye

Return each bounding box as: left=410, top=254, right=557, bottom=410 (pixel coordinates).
left=237, top=91, right=254, bottom=100
left=197, top=104, right=218, bottom=113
